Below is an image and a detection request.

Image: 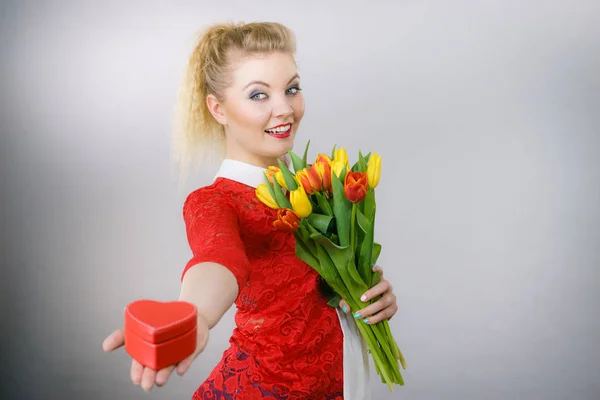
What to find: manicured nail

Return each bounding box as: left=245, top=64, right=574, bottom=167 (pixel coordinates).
left=354, top=312, right=361, bottom=319
left=361, top=295, right=367, bottom=302
left=363, top=318, right=369, bottom=323
left=343, top=306, right=348, bottom=313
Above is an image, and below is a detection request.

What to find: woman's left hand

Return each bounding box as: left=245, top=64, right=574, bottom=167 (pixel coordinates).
left=338, top=265, right=398, bottom=324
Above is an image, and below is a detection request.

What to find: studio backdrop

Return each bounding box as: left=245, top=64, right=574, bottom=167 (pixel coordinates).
left=1, top=1, right=599, bottom=399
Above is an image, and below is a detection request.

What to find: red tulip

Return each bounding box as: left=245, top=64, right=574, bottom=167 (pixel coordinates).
left=273, top=208, right=300, bottom=232
left=344, top=171, right=369, bottom=203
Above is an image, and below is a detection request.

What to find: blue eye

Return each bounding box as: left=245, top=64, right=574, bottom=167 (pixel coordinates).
left=250, top=92, right=267, bottom=100
left=286, top=86, right=301, bottom=95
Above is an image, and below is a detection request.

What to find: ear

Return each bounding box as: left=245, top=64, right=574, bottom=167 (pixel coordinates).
left=206, top=94, right=227, bottom=125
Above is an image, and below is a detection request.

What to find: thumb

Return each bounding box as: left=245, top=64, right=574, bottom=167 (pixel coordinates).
left=338, top=299, right=350, bottom=314
left=102, top=328, right=125, bottom=352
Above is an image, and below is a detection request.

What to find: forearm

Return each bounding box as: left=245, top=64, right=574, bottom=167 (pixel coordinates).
left=178, top=262, right=239, bottom=329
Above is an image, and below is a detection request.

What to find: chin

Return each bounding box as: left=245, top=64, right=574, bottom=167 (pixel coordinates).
left=265, top=135, right=295, bottom=153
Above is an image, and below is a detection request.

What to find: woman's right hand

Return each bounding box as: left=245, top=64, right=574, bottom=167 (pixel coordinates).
left=102, top=313, right=210, bottom=392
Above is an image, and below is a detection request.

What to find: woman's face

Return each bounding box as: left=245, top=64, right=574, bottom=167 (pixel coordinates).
left=209, top=51, right=305, bottom=167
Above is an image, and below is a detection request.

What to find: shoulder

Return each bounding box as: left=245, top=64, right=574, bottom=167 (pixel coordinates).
left=183, top=178, right=249, bottom=220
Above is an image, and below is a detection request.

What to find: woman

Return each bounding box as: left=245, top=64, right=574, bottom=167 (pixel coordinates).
left=102, top=21, right=398, bottom=399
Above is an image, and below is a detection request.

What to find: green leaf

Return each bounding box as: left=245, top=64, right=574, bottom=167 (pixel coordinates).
left=372, top=242, right=382, bottom=265
left=364, top=188, right=376, bottom=224
left=301, top=140, right=311, bottom=168
left=363, top=152, right=372, bottom=163
left=263, top=175, right=277, bottom=205
left=309, top=232, right=369, bottom=295
left=297, top=220, right=317, bottom=255
left=355, top=218, right=367, bottom=265
left=370, top=241, right=383, bottom=287
left=272, top=177, right=292, bottom=209
left=307, top=195, right=319, bottom=214
left=354, top=207, right=369, bottom=262
left=326, top=293, right=342, bottom=308
left=287, top=148, right=305, bottom=173
left=314, top=192, right=333, bottom=216
left=329, top=233, right=339, bottom=246
left=358, top=150, right=368, bottom=171
left=306, top=213, right=335, bottom=235
left=312, top=242, right=352, bottom=297
left=311, top=243, right=348, bottom=294
left=356, top=208, right=370, bottom=231
left=331, top=165, right=351, bottom=246
left=351, top=159, right=363, bottom=172
left=277, top=159, right=299, bottom=190
left=357, top=208, right=375, bottom=285
left=331, top=144, right=337, bottom=160
left=295, top=234, right=321, bottom=271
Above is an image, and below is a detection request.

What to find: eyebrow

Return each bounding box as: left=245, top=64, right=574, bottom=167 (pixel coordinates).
left=242, top=73, right=300, bottom=91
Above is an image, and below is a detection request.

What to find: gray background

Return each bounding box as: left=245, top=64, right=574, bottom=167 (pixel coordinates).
left=1, top=1, right=599, bottom=399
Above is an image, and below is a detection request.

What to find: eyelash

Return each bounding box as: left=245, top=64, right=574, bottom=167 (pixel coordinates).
left=250, top=85, right=302, bottom=101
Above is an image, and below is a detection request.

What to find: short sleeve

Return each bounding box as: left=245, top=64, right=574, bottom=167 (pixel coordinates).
left=180, top=190, right=251, bottom=291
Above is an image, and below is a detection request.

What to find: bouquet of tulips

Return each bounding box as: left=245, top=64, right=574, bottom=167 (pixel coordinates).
left=255, top=141, right=407, bottom=390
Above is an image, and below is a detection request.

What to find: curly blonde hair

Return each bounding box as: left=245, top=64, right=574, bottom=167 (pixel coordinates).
left=171, top=21, right=297, bottom=182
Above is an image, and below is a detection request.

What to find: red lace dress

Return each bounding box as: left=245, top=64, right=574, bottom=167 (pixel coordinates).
left=181, top=177, right=344, bottom=399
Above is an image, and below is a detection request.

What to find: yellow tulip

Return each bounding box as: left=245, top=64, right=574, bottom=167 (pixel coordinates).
left=255, top=184, right=279, bottom=209
left=367, top=152, right=382, bottom=188
left=289, top=185, right=312, bottom=218
left=332, top=159, right=347, bottom=179
left=275, top=170, right=287, bottom=189
left=265, top=166, right=287, bottom=189
left=333, top=148, right=349, bottom=166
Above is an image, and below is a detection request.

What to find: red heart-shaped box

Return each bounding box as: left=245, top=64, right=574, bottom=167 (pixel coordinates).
left=124, top=299, right=197, bottom=371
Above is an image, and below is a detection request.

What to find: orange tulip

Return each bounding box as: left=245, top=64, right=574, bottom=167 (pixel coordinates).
left=344, top=171, right=369, bottom=203
left=296, top=166, right=322, bottom=194
left=313, top=161, right=331, bottom=191
left=315, top=154, right=332, bottom=167
left=273, top=208, right=300, bottom=232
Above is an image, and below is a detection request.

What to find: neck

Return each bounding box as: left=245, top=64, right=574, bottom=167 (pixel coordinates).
left=224, top=149, right=281, bottom=169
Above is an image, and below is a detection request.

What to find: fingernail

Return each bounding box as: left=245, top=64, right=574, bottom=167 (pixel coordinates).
left=363, top=318, right=369, bottom=323
left=354, top=312, right=361, bottom=319
left=361, top=295, right=367, bottom=302
left=342, top=306, right=348, bottom=313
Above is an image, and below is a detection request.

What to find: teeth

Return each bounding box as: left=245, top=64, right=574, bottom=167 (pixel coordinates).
left=266, top=124, right=291, bottom=133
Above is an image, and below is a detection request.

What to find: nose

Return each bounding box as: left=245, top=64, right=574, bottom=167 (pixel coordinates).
left=272, top=94, right=294, bottom=118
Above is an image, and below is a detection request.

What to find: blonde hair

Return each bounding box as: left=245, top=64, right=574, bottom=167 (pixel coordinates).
left=171, top=21, right=297, bottom=183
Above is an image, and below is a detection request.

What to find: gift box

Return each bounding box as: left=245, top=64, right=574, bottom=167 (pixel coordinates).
left=124, top=299, right=197, bottom=371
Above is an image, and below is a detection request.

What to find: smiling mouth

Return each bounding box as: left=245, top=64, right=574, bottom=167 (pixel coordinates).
left=265, top=123, right=293, bottom=138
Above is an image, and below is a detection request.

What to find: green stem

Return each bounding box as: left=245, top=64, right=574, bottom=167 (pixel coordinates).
left=350, top=202, right=357, bottom=252
left=354, top=316, right=395, bottom=391
left=341, top=295, right=394, bottom=388
left=370, top=321, right=403, bottom=384
left=385, top=320, right=407, bottom=369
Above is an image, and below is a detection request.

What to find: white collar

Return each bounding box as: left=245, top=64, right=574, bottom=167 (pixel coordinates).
left=214, top=159, right=266, bottom=189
